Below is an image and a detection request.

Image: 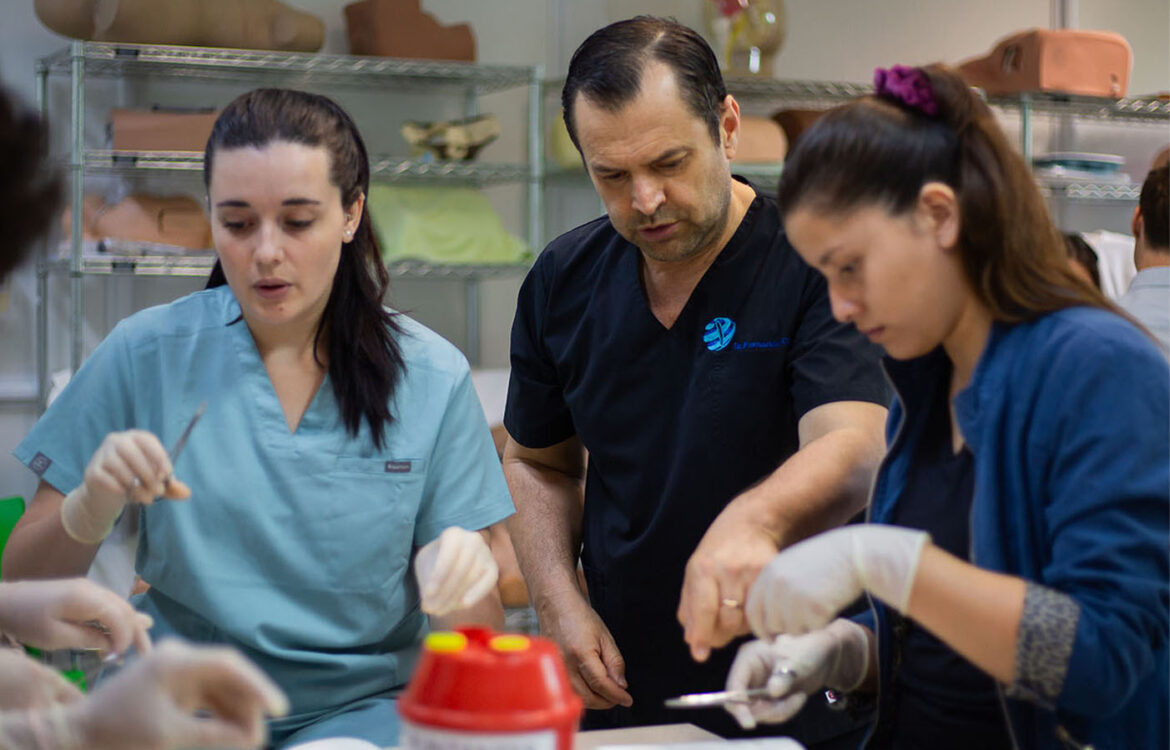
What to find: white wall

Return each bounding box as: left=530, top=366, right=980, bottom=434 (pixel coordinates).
left=1, top=0, right=1167, bottom=501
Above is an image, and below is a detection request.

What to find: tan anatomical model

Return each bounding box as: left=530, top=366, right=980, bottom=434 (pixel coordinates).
left=35, top=0, right=324, bottom=52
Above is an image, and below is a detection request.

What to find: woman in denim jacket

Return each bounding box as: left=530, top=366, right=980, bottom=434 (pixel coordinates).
left=722, top=64, right=1169, bottom=750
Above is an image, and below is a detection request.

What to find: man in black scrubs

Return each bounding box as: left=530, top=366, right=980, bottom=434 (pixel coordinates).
left=503, top=17, right=890, bottom=741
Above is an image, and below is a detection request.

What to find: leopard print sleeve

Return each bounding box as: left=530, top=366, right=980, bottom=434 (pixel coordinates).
left=1005, top=582, right=1080, bottom=709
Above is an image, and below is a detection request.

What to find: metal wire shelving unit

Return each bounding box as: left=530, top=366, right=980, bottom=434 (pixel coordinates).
left=37, top=42, right=537, bottom=93
left=33, top=41, right=545, bottom=409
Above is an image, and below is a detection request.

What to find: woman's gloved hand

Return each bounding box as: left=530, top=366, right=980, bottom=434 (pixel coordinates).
left=725, top=619, right=873, bottom=730
left=414, top=527, right=498, bottom=616
left=0, top=579, right=152, bottom=655
left=62, top=430, right=191, bottom=544
left=746, top=525, right=930, bottom=637
left=0, top=648, right=83, bottom=709
left=68, top=640, right=289, bottom=750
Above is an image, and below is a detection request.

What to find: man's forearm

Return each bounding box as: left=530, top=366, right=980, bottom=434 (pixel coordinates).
left=737, top=425, right=885, bottom=548
left=502, top=458, right=586, bottom=614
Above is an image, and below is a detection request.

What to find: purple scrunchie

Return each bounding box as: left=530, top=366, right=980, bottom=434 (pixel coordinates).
left=873, top=65, right=938, bottom=116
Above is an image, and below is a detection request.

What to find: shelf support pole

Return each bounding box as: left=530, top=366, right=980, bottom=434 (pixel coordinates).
left=35, top=61, right=50, bottom=411
left=69, top=40, right=85, bottom=375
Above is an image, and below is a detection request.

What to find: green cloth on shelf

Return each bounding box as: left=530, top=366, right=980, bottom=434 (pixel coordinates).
left=0, top=496, right=24, bottom=577
left=367, top=184, right=530, bottom=265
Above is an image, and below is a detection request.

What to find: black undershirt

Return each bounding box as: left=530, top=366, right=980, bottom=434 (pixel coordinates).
left=888, top=380, right=1012, bottom=750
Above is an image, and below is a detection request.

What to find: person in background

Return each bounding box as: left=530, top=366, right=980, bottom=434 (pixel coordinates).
left=0, top=84, right=289, bottom=749
left=1062, top=232, right=1100, bottom=289
left=503, top=16, right=890, bottom=742
left=4, top=88, right=512, bottom=748
left=723, top=64, right=1168, bottom=750
left=1119, top=165, right=1169, bottom=355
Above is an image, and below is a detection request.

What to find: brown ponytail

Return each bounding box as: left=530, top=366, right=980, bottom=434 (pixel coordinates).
left=777, top=64, right=1123, bottom=324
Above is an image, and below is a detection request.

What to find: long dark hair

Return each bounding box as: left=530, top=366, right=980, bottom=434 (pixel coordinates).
left=0, top=86, right=61, bottom=281
left=204, top=88, right=405, bottom=449
left=777, top=64, right=1122, bottom=323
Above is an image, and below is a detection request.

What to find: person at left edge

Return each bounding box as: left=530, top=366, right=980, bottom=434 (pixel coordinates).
left=0, top=81, right=289, bottom=750
left=4, top=88, right=514, bottom=748
left=502, top=16, right=890, bottom=739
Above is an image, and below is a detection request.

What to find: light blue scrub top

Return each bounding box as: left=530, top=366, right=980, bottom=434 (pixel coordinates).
left=15, top=285, right=514, bottom=719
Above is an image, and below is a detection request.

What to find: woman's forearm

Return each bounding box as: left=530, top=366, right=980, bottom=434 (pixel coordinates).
left=905, top=544, right=1026, bottom=684
left=2, top=483, right=101, bottom=581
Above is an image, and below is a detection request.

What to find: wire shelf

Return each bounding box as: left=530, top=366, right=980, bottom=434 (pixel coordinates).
left=84, top=150, right=205, bottom=172
left=723, top=76, right=871, bottom=106
left=385, top=259, right=532, bottom=278
left=1039, top=180, right=1142, bottom=202
left=40, top=42, right=538, bottom=93
left=544, top=75, right=869, bottom=109
left=50, top=252, right=531, bottom=279
left=60, top=253, right=217, bottom=277
left=369, top=158, right=531, bottom=184
left=990, top=92, right=1170, bottom=123
left=84, top=150, right=532, bottom=184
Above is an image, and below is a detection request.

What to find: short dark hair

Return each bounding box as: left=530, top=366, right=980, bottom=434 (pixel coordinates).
left=1139, top=166, right=1169, bottom=251
left=204, top=88, right=406, bottom=450
left=1064, top=232, right=1101, bottom=289
left=561, top=16, right=727, bottom=151
left=0, top=86, right=61, bottom=281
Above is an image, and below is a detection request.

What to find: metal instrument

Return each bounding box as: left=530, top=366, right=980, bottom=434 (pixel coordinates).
left=169, top=401, right=206, bottom=467
left=664, top=686, right=777, bottom=709
left=665, top=665, right=796, bottom=709
left=158, top=401, right=205, bottom=497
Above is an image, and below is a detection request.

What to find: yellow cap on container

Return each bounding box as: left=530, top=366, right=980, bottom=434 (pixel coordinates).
left=489, top=635, right=531, bottom=652
left=425, top=632, right=468, bottom=653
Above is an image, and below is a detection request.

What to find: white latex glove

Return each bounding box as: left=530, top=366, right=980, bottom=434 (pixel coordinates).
left=67, top=640, right=289, bottom=750
left=0, top=648, right=83, bottom=709
left=724, top=619, right=873, bottom=730
left=62, top=430, right=191, bottom=544
left=0, top=579, right=152, bottom=655
left=746, top=525, right=929, bottom=638
left=414, top=527, right=498, bottom=616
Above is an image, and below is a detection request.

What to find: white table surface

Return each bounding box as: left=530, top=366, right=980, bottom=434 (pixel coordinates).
left=376, top=722, right=721, bottom=750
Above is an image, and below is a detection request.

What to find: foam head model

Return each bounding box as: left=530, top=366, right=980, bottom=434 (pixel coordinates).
left=35, top=0, right=325, bottom=52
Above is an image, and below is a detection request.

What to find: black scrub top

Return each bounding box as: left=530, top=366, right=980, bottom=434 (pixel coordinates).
left=505, top=184, right=890, bottom=734
left=888, top=373, right=1012, bottom=750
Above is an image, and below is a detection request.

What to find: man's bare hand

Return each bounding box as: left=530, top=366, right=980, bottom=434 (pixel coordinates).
left=539, top=592, right=632, bottom=709
left=678, top=506, right=780, bottom=662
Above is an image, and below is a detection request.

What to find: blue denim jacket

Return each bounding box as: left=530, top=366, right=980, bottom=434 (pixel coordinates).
left=863, top=307, right=1169, bottom=750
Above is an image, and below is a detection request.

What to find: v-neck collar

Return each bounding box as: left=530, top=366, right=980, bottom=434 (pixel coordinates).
left=624, top=188, right=765, bottom=334
left=220, top=291, right=338, bottom=446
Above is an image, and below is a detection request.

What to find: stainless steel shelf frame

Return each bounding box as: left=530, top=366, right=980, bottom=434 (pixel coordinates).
left=1038, top=180, right=1144, bottom=202
left=989, top=92, right=1170, bottom=164
left=38, top=42, right=536, bottom=94
left=49, top=253, right=532, bottom=280
left=34, top=41, right=545, bottom=408
left=85, top=150, right=532, bottom=185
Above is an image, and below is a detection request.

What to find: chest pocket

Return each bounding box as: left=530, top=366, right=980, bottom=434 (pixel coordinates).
left=704, top=339, right=791, bottom=449
left=322, top=456, right=427, bottom=593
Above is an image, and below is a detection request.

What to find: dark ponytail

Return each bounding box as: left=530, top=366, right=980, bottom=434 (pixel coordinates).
left=777, top=63, right=1123, bottom=323
left=204, top=88, right=405, bottom=449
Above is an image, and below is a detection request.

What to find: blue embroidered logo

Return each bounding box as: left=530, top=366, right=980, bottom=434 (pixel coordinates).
left=703, top=317, right=736, bottom=351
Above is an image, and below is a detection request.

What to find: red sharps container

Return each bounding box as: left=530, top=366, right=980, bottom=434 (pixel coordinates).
left=398, top=627, right=584, bottom=749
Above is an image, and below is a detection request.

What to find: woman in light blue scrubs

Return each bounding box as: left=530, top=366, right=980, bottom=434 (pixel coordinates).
left=6, top=88, right=515, bottom=748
